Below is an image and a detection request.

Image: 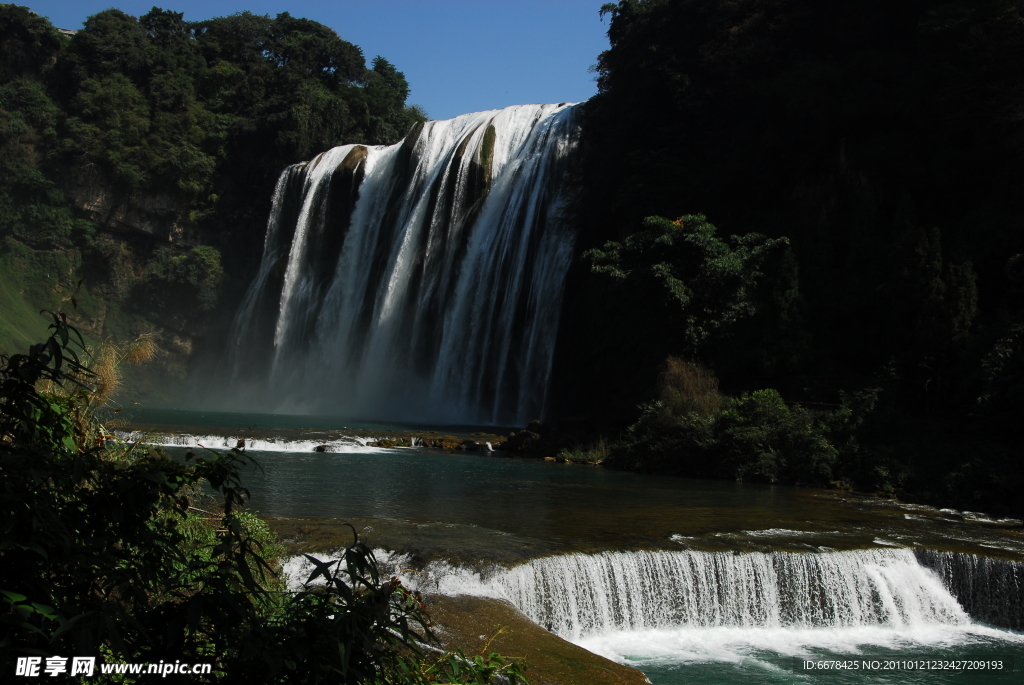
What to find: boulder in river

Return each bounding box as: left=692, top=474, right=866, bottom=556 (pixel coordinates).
left=504, top=430, right=542, bottom=452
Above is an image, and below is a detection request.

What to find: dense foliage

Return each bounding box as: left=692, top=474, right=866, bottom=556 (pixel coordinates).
left=0, top=314, right=526, bottom=683
left=582, top=214, right=791, bottom=355
left=2, top=4, right=423, bottom=242
left=605, top=358, right=879, bottom=488
left=554, top=0, right=1024, bottom=515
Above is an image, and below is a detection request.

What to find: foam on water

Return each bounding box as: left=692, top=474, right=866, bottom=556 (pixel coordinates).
left=577, top=624, right=1024, bottom=667
left=742, top=529, right=839, bottom=538
left=120, top=431, right=386, bottom=454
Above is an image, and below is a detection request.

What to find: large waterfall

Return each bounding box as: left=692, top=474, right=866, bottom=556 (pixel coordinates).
left=226, top=104, right=581, bottom=425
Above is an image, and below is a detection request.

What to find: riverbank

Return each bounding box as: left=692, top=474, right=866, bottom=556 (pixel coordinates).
left=426, top=594, right=650, bottom=685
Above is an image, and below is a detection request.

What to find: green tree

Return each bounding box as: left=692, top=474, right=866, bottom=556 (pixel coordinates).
left=64, top=73, right=152, bottom=189
left=0, top=4, right=63, bottom=81
left=63, top=9, right=150, bottom=80
left=363, top=56, right=417, bottom=143
left=584, top=214, right=790, bottom=354
left=269, top=12, right=365, bottom=86
left=148, top=244, right=225, bottom=312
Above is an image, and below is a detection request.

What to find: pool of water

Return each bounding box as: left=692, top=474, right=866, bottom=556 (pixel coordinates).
left=618, top=633, right=1021, bottom=684
left=187, top=447, right=1023, bottom=562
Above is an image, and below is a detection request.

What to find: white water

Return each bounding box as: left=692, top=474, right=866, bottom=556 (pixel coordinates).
left=370, top=547, right=1024, bottom=671
left=485, top=549, right=971, bottom=639
left=577, top=623, right=1021, bottom=668
left=118, top=431, right=385, bottom=454
left=225, top=104, right=581, bottom=425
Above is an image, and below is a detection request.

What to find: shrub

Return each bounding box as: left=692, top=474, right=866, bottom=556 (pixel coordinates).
left=715, top=389, right=837, bottom=485
left=556, top=438, right=611, bottom=464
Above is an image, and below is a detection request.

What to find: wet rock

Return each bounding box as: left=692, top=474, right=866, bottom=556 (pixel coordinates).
left=419, top=435, right=463, bottom=450
left=314, top=444, right=329, bottom=452
left=526, top=419, right=552, bottom=437
left=426, top=594, right=649, bottom=685
left=504, top=430, right=542, bottom=452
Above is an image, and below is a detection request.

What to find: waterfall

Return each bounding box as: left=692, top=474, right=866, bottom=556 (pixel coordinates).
left=916, top=549, right=1024, bottom=631
left=484, top=549, right=971, bottom=640
left=226, top=104, right=581, bottom=425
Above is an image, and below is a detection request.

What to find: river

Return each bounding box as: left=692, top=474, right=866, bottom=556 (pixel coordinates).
left=132, top=408, right=1024, bottom=684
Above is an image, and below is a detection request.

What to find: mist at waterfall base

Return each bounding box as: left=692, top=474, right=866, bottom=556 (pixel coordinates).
left=214, top=104, right=580, bottom=427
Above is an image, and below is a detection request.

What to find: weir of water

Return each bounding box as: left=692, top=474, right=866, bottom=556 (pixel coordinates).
left=916, top=549, right=1024, bottom=631
left=224, top=104, right=581, bottom=425
left=414, top=548, right=1024, bottom=639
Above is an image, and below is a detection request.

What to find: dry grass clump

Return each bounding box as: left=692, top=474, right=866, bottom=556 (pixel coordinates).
left=658, top=357, right=722, bottom=422
left=39, top=333, right=156, bottom=447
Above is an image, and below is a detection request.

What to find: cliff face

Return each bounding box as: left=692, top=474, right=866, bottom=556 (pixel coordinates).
left=64, top=165, right=194, bottom=243
left=1, top=158, right=212, bottom=405
left=54, top=167, right=202, bottom=403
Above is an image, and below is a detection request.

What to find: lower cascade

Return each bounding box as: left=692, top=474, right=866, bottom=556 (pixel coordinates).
left=415, top=548, right=1024, bottom=640
left=224, top=103, right=581, bottom=425
left=916, top=549, right=1024, bottom=631
left=490, top=549, right=970, bottom=639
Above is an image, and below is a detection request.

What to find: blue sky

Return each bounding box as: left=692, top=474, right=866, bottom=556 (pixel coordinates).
left=22, top=1, right=611, bottom=121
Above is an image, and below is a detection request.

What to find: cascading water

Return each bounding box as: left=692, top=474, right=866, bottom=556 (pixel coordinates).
left=225, top=104, right=581, bottom=425
left=481, top=549, right=972, bottom=639
left=407, top=547, right=1024, bottom=674
left=916, top=549, right=1024, bottom=631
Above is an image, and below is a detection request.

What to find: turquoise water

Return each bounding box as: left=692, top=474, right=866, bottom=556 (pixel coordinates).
left=632, top=640, right=1019, bottom=684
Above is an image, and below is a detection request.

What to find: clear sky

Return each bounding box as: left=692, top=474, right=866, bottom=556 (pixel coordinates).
left=21, top=1, right=611, bottom=121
